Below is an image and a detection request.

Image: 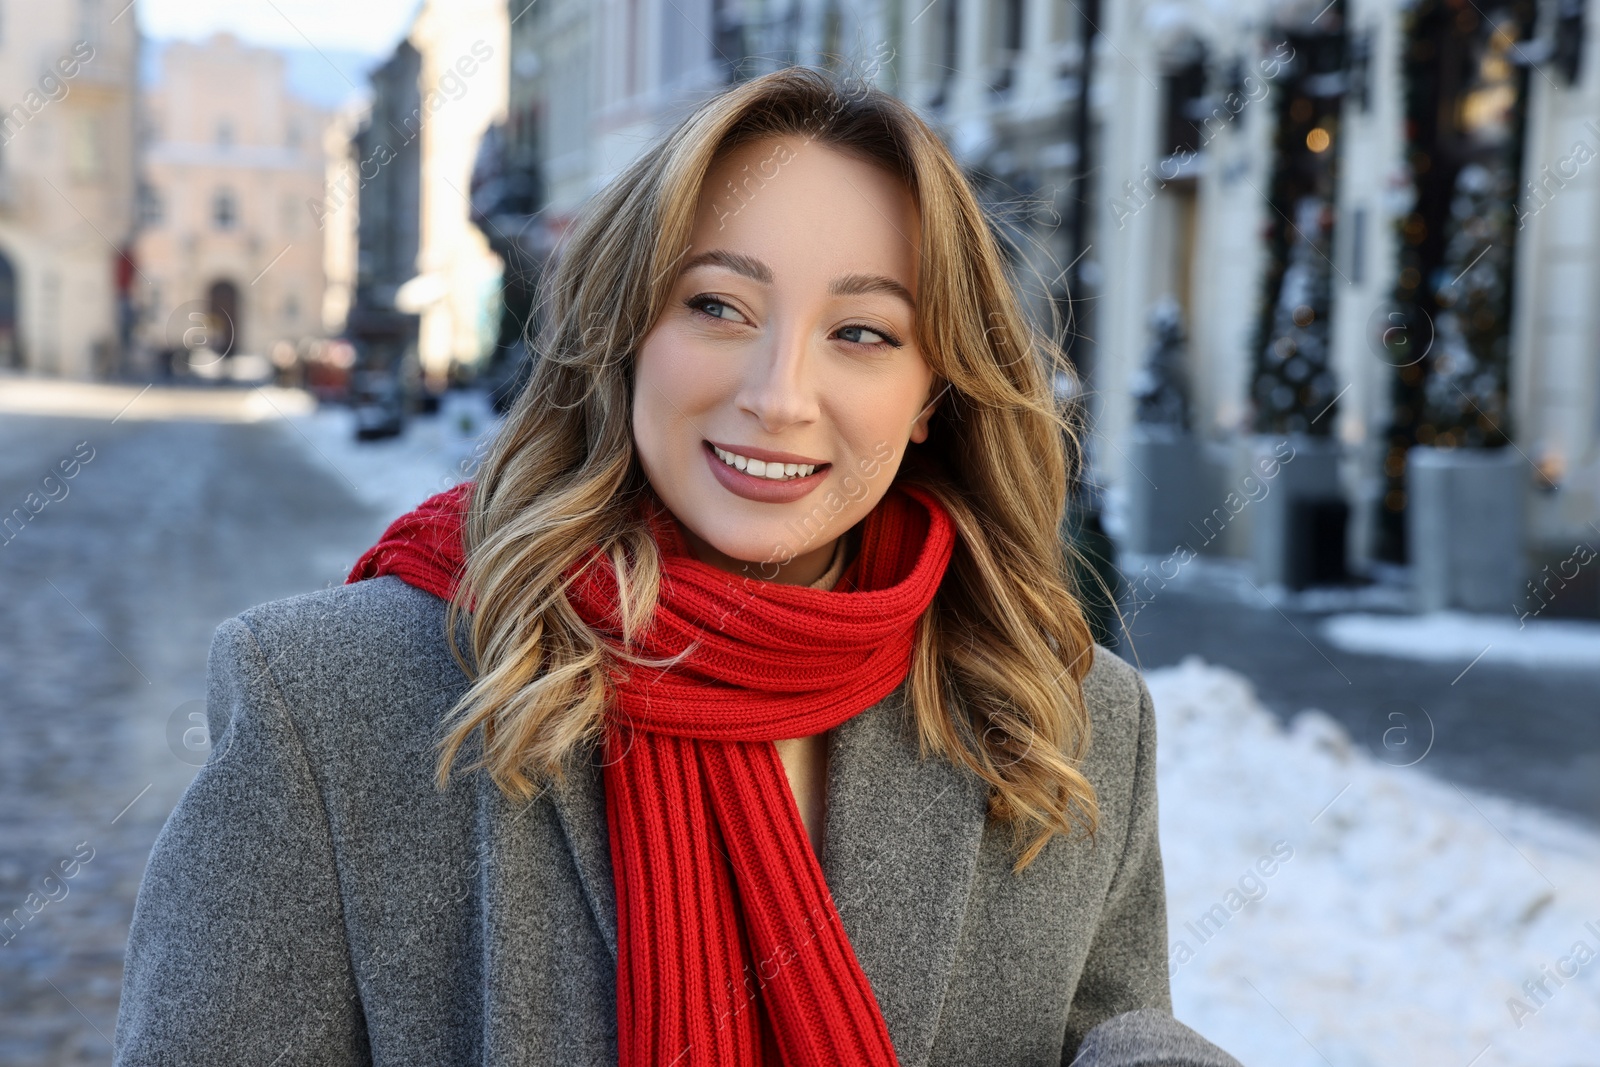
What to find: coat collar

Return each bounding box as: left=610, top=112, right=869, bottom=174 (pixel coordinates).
left=537, top=678, right=991, bottom=1067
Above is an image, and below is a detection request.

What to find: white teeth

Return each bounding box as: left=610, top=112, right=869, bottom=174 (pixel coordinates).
left=712, top=445, right=817, bottom=480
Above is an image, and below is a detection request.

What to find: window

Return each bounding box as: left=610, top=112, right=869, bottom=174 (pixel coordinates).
left=217, top=118, right=234, bottom=149
left=139, top=184, right=163, bottom=226
left=212, top=187, right=237, bottom=230
left=1161, top=43, right=1210, bottom=158
left=68, top=114, right=103, bottom=180
left=987, top=0, right=1024, bottom=94
left=77, top=0, right=100, bottom=49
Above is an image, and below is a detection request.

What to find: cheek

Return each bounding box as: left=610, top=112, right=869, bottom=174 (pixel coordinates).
left=833, top=365, right=931, bottom=442
left=631, top=339, right=675, bottom=474
left=632, top=330, right=730, bottom=462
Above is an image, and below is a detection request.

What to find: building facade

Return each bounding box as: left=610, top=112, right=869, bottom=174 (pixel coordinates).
left=489, top=0, right=1600, bottom=606
left=343, top=0, right=510, bottom=393
left=0, top=0, right=140, bottom=378
left=136, top=33, right=329, bottom=363
left=401, top=0, right=509, bottom=386
left=1090, top=0, right=1599, bottom=585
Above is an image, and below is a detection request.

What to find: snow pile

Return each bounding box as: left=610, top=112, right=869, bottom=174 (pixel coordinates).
left=1149, top=656, right=1600, bottom=1067
left=277, top=390, right=501, bottom=519
left=1320, top=611, right=1600, bottom=670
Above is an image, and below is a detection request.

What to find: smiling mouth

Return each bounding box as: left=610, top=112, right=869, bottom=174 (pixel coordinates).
left=706, top=442, right=830, bottom=481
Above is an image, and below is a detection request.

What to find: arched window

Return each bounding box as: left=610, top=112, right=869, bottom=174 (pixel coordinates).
left=206, top=279, right=239, bottom=356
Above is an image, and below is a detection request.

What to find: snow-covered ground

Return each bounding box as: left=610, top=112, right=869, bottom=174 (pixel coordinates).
left=276, top=389, right=502, bottom=518
left=1152, top=657, right=1600, bottom=1067
left=1320, top=611, right=1600, bottom=671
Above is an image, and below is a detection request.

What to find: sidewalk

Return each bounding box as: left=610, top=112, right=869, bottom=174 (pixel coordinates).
left=1112, top=557, right=1600, bottom=830
left=1109, top=551, right=1600, bottom=1063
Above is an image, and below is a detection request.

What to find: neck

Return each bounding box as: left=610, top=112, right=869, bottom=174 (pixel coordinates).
left=675, top=523, right=847, bottom=587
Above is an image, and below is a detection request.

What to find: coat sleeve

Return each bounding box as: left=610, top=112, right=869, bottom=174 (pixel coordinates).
left=114, top=616, right=370, bottom=1066
left=1061, top=672, right=1242, bottom=1066
left=1060, top=670, right=1175, bottom=1052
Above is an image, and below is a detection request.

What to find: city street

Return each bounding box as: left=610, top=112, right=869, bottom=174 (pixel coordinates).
left=5, top=0, right=1598, bottom=1060
left=2, top=386, right=1597, bottom=1064
left=0, top=399, right=388, bottom=1065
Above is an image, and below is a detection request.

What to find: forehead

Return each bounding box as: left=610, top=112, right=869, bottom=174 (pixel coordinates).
left=686, top=136, right=921, bottom=287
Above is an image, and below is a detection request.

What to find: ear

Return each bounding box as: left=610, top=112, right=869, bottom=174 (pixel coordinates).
left=909, top=378, right=942, bottom=444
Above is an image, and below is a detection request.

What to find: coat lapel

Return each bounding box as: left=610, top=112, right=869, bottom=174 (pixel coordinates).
left=543, top=679, right=991, bottom=1066
left=820, top=678, right=992, bottom=1067
left=544, top=741, right=619, bottom=961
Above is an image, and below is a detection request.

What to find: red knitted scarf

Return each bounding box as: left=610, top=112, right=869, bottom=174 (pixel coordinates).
left=346, top=478, right=957, bottom=1065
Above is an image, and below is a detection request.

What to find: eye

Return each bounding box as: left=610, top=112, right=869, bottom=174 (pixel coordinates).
left=684, top=294, right=749, bottom=325
left=836, top=323, right=903, bottom=348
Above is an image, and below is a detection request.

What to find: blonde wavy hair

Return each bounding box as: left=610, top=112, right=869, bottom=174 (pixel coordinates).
left=437, top=65, right=1100, bottom=873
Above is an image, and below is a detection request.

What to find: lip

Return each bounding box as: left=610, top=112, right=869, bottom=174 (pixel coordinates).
left=705, top=439, right=828, bottom=467
left=703, top=440, right=831, bottom=503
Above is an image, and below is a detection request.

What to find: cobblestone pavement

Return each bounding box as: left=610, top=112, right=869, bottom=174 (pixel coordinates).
left=0, top=407, right=387, bottom=1066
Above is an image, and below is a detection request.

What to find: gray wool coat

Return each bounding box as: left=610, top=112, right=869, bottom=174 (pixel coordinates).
left=113, top=575, right=1241, bottom=1067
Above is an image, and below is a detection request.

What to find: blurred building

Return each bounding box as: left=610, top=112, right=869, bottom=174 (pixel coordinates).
left=1089, top=0, right=1600, bottom=580
left=404, top=0, right=509, bottom=388
left=0, top=2, right=140, bottom=378
left=343, top=0, right=509, bottom=398
left=341, top=40, right=424, bottom=404
left=319, top=98, right=367, bottom=339
left=484, top=0, right=1600, bottom=607
left=136, top=33, right=330, bottom=363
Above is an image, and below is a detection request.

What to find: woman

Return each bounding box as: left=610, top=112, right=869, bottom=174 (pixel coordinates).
left=114, top=67, right=1240, bottom=1066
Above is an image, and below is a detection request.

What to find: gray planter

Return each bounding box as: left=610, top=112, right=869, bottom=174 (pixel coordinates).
left=1123, top=425, right=1206, bottom=555
left=1248, top=435, right=1345, bottom=589
left=1407, top=445, right=1526, bottom=612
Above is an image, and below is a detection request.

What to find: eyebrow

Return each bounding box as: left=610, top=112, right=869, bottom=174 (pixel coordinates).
left=680, top=249, right=771, bottom=284
left=830, top=272, right=916, bottom=310
left=678, top=249, right=916, bottom=310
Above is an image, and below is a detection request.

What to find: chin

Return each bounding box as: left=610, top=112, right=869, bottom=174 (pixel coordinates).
left=689, top=517, right=796, bottom=573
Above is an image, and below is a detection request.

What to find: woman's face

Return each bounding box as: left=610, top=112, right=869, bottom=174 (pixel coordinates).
left=632, top=137, right=938, bottom=585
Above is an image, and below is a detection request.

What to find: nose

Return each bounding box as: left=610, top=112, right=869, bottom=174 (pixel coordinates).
left=736, top=316, right=819, bottom=433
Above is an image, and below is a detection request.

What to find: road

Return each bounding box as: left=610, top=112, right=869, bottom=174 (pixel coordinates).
left=0, top=403, right=386, bottom=1066
left=1111, top=585, right=1600, bottom=829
